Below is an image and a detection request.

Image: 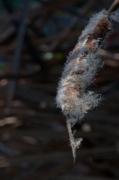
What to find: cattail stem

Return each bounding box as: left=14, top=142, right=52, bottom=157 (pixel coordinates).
left=108, top=0, right=119, bottom=13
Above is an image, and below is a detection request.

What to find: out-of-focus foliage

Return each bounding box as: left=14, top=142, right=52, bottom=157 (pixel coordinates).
left=0, top=0, right=119, bottom=179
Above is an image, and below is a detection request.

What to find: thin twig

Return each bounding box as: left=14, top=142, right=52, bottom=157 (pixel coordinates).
left=7, top=0, right=29, bottom=109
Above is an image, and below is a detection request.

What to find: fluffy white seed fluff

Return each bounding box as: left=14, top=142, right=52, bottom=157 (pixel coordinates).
left=79, top=10, right=109, bottom=40
left=110, top=9, right=119, bottom=23
left=56, top=9, right=117, bottom=125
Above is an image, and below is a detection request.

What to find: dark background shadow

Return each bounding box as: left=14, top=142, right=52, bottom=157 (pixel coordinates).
left=0, top=0, right=119, bottom=179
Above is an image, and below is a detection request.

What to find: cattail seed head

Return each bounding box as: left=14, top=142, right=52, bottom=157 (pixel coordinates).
left=56, top=9, right=118, bottom=126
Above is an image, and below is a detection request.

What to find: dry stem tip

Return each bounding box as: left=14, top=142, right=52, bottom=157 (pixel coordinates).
left=66, top=117, right=83, bottom=163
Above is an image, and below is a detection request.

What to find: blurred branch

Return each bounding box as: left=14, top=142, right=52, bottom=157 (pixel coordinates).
left=2, top=0, right=46, bottom=71
left=1, top=0, right=15, bottom=14
left=29, top=0, right=86, bottom=18
left=6, top=0, right=29, bottom=109
left=100, top=49, right=119, bottom=61
left=7, top=147, right=117, bottom=166
left=0, top=141, right=20, bottom=157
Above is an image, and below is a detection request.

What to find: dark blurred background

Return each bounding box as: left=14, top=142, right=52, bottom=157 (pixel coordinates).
left=0, top=0, right=119, bottom=179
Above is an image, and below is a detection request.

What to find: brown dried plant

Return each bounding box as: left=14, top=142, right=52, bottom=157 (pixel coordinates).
left=56, top=0, right=119, bottom=162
